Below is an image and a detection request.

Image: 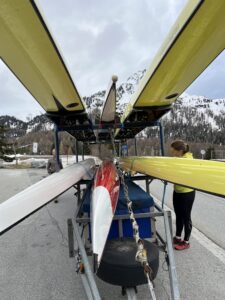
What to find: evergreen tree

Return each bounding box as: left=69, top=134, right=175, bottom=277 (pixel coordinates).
left=0, top=125, right=7, bottom=156
left=205, top=147, right=215, bottom=160
left=0, top=125, right=13, bottom=160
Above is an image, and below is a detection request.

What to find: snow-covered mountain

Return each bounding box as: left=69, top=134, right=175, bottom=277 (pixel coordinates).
left=166, top=92, right=225, bottom=130
left=0, top=70, right=225, bottom=144
left=83, top=69, right=146, bottom=115
left=116, top=69, right=146, bottom=114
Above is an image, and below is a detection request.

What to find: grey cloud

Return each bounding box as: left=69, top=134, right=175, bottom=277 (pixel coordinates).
left=39, top=0, right=189, bottom=96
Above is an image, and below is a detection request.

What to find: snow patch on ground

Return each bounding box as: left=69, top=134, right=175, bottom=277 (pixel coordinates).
left=2, top=155, right=101, bottom=169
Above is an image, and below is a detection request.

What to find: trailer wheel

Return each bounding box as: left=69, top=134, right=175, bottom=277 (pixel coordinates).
left=97, top=238, right=159, bottom=287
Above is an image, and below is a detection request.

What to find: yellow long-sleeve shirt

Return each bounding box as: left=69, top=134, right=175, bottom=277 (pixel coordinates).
left=174, top=152, right=194, bottom=193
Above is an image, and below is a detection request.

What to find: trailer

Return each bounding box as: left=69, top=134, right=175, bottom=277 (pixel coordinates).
left=67, top=173, right=180, bottom=300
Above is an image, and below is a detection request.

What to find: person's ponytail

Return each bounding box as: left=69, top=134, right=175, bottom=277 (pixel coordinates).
left=171, top=140, right=189, bottom=154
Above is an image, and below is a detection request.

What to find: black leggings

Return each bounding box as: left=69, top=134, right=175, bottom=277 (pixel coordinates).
left=173, top=191, right=195, bottom=241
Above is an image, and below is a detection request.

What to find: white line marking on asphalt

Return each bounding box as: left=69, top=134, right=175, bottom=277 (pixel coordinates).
left=152, top=194, right=225, bottom=265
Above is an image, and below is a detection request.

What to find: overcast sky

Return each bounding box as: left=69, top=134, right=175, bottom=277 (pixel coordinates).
left=1, top=0, right=225, bottom=121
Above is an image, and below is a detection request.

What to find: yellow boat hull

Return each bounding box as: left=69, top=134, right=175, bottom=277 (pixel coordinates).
left=119, top=157, right=225, bottom=197
left=0, top=0, right=85, bottom=113
left=116, top=0, right=225, bottom=138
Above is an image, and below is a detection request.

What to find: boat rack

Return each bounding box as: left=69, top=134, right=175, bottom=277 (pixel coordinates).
left=67, top=175, right=180, bottom=300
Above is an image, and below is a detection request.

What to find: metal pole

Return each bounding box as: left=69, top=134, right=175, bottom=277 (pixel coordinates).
left=146, top=178, right=150, bottom=195
left=77, top=184, right=81, bottom=204
left=73, top=222, right=101, bottom=300
left=159, top=122, right=165, bottom=156
left=82, top=142, right=85, bottom=161
left=119, top=141, right=122, bottom=157
left=80, top=274, right=94, bottom=300
left=161, top=181, right=168, bottom=209
left=164, top=211, right=180, bottom=300
left=159, top=122, right=168, bottom=209
left=167, top=210, right=173, bottom=237
left=134, top=138, right=138, bottom=156
left=75, top=139, right=79, bottom=163
left=54, top=125, right=60, bottom=169
left=126, top=288, right=138, bottom=300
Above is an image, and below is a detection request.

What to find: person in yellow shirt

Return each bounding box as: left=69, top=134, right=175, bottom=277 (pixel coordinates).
left=170, top=140, right=195, bottom=250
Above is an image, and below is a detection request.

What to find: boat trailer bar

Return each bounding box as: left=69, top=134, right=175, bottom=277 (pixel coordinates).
left=76, top=211, right=164, bottom=224
left=164, top=212, right=180, bottom=300
left=73, top=221, right=101, bottom=300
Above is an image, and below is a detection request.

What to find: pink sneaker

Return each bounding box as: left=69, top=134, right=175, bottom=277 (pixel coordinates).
left=175, top=241, right=190, bottom=251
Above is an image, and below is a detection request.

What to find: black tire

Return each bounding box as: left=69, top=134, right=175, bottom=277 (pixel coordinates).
left=97, top=238, right=159, bottom=287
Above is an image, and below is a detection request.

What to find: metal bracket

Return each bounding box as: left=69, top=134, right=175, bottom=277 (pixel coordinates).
left=67, top=219, right=75, bottom=257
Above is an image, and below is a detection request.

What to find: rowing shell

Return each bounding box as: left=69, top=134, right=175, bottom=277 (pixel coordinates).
left=0, top=159, right=95, bottom=235
left=119, top=156, right=225, bottom=197
left=101, top=75, right=118, bottom=123
left=92, top=160, right=120, bottom=266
